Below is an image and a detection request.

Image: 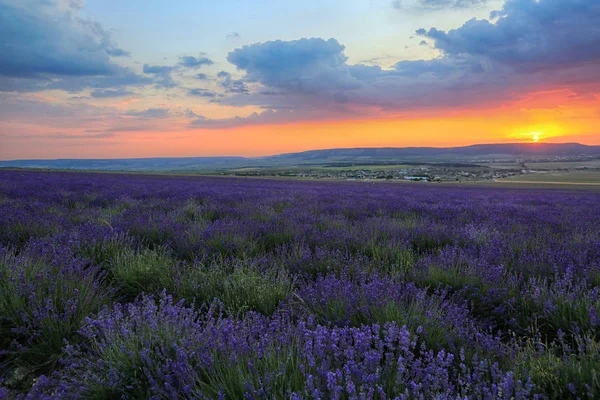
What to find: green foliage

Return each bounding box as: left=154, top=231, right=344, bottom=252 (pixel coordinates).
left=307, top=293, right=462, bottom=351
left=0, top=252, right=112, bottom=380
left=107, top=246, right=182, bottom=299
left=0, top=221, right=56, bottom=249
left=516, top=336, right=600, bottom=399
left=192, top=264, right=295, bottom=315
left=172, top=200, right=221, bottom=224
left=195, top=345, right=306, bottom=399
left=515, top=277, right=600, bottom=342
left=77, top=234, right=134, bottom=266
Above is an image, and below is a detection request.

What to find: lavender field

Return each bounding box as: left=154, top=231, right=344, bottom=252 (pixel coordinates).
left=1, top=170, right=599, bottom=399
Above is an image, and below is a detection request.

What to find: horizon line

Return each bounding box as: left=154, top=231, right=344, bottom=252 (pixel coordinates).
left=0, top=141, right=595, bottom=162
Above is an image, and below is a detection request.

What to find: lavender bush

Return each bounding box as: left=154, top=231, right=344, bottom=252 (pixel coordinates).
left=0, top=170, right=599, bottom=398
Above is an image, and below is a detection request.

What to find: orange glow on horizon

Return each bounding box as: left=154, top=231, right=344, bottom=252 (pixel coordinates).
left=1, top=87, right=599, bottom=160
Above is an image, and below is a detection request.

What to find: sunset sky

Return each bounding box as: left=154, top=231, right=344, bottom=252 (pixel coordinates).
left=1, top=0, right=599, bottom=160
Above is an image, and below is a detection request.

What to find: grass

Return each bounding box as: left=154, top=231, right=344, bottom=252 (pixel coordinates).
left=0, top=252, right=112, bottom=387
left=500, top=171, right=600, bottom=185
left=516, top=335, right=600, bottom=399
left=106, top=246, right=184, bottom=300
left=195, top=345, right=306, bottom=399
left=77, top=233, right=135, bottom=266
left=302, top=286, right=465, bottom=352
left=191, top=263, right=295, bottom=315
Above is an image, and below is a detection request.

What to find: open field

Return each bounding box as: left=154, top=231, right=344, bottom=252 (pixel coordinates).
left=1, top=170, right=600, bottom=398
left=499, top=170, right=600, bottom=185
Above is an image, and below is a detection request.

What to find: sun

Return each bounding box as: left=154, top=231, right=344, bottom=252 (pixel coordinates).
left=529, top=132, right=542, bottom=142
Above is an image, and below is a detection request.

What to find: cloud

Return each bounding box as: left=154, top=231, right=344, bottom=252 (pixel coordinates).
left=90, top=89, right=135, bottom=98
left=2, top=131, right=116, bottom=140
left=211, top=0, right=600, bottom=128
left=0, top=0, right=127, bottom=78
left=188, top=88, right=218, bottom=98
left=125, top=108, right=170, bottom=119
left=178, top=56, right=214, bottom=68
left=195, top=73, right=210, bottom=80
left=143, top=65, right=173, bottom=74
left=143, top=57, right=213, bottom=88
left=184, top=109, right=204, bottom=119
left=106, top=48, right=130, bottom=57
left=46, top=132, right=116, bottom=139
left=393, top=56, right=484, bottom=77
left=44, top=68, right=152, bottom=92
left=392, top=0, right=487, bottom=10
left=142, top=64, right=176, bottom=88
left=219, top=36, right=495, bottom=114
left=217, top=71, right=249, bottom=94
left=190, top=109, right=343, bottom=129
left=418, top=0, right=600, bottom=72
left=0, top=0, right=150, bottom=93
left=86, top=126, right=150, bottom=133
left=226, top=38, right=360, bottom=94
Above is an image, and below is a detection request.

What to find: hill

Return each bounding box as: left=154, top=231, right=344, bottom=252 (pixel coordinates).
left=1, top=143, right=599, bottom=172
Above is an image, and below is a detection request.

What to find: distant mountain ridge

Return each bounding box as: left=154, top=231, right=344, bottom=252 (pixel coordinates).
left=267, top=143, right=600, bottom=160
left=1, top=143, right=599, bottom=171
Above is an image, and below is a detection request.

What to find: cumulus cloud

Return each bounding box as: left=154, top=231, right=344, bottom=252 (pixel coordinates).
left=0, top=0, right=146, bottom=92
left=140, top=56, right=213, bottom=88
left=392, top=0, right=487, bottom=11
left=227, top=38, right=361, bottom=94
left=217, top=36, right=495, bottom=116
left=217, top=71, right=249, bottom=94
left=142, top=65, right=173, bottom=74
left=178, top=56, right=214, bottom=68
left=188, top=88, right=218, bottom=98
left=106, top=48, right=131, bottom=57
left=90, top=89, right=135, bottom=98
left=1, top=131, right=116, bottom=140
left=0, top=0, right=126, bottom=78
left=125, top=108, right=170, bottom=119
left=418, top=0, right=600, bottom=72
left=207, top=0, right=600, bottom=128
left=393, top=56, right=485, bottom=77
left=46, top=68, right=152, bottom=92
left=190, top=108, right=351, bottom=129
left=142, top=64, right=176, bottom=88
